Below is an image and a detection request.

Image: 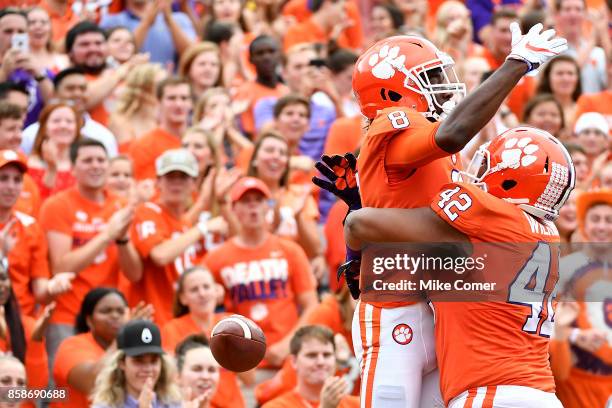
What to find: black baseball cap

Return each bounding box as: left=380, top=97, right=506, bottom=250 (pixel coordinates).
left=117, top=320, right=164, bottom=357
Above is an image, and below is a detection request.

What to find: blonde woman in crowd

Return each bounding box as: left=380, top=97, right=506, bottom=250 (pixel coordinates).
left=108, top=63, right=166, bottom=153
left=193, top=88, right=252, bottom=165
left=28, top=102, right=82, bottom=199
left=26, top=7, right=68, bottom=73
left=178, top=42, right=224, bottom=96
left=91, top=320, right=182, bottom=408
left=433, top=1, right=484, bottom=65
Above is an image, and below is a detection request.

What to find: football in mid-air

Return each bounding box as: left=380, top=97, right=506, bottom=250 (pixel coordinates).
left=210, top=314, right=266, bottom=372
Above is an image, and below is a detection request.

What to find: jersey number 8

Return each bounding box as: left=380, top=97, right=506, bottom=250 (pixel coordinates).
left=388, top=111, right=410, bottom=129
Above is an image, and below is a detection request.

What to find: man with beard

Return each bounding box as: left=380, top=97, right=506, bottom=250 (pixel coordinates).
left=39, top=138, right=142, bottom=366
left=20, top=67, right=118, bottom=157
left=65, top=21, right=146, bottom=126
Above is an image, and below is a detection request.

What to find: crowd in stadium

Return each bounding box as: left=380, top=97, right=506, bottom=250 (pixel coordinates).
left=0, top=0, right=610, bottom=407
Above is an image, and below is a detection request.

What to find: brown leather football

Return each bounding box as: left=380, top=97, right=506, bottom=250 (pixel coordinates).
left=210, top=314, right=267, bottom=372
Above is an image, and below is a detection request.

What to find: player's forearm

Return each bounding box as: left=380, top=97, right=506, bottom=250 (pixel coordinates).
left=435, top=59, right=527, bottom=153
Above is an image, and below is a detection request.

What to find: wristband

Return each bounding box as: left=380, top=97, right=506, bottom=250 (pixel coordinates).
left=196, top=221, right=208, bottom=237
left=115, top=238, right=129, bottom=245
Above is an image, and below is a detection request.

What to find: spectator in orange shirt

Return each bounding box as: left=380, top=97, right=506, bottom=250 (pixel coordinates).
left=262, top=325, right=358, bottom=408
left=523, top=93, right=566, bottom=140
left=175, top=335, right=221, bottom=408
left=0, top=102, right=41, bottom=217
left=535, top=55, right=582, bottom=135
left=233, top=35, right=289, bottom=138
left=52, top=288, right=146, bottom=408
left=127, top=149, right=227, bottom=325
left=38, top=0, right=80, bottom=46
left=0, top=355, right=29, bottom=407
left=130, top=76, right=194, bottom=181
left=27, top=102, right=82, bottom=200
left=255, top=287, right=359, bottom=405
left=40, top=138, right=142, bottom=366
left=204, top=177, right=318, bottom=368
left=246, top=133, right=324, bottom=279
left=0, top=149, right=72, bottom=317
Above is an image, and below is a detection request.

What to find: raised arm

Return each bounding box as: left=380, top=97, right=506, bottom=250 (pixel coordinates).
left=435, top=23, right=568, bottom=153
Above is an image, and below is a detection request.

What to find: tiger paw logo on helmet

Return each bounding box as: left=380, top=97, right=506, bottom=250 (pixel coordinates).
left=362, top=44, right=406, bottom=80
left=500, top=137, right=540, bottom=168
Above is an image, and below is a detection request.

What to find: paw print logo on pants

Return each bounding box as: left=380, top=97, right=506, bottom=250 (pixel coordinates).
left=501, top=137, right=540, bottom=168
left=364, top=45, right=406, bottom=80
left=392, top=323, right=413, bottom=345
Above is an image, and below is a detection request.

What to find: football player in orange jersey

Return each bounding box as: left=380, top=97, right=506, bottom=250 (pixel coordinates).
left=342, top=127, right=575, bottom=408
left=313, top=24, right=568, bottom=408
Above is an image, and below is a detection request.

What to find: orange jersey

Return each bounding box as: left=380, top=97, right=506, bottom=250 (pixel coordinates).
left=430, top=182, right=560, bottom=404
left=2, top=211, right=50, bottom=317
left=128, top=202, right=205, bottom=325
left=357, top=107, right=461, bottom=307
left=203, top=235, right=316, bottom=346
left=51, top=332, right=105, bottom=408
left=129, top=127, right=182, bottom=181
left=39, top=188, right=124, bottom=324
left=161, top=313, right=245, bottom=408
left=574, top=91, right=612, bottom=133
left=262, top=390, right=359, bottom=408
left=357, top=107, right=461, bottom=210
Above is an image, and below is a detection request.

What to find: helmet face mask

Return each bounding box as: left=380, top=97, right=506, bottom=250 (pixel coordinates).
left=353, top=36, right=466, bottom=120
left=406, top=54, right=466, bottom=121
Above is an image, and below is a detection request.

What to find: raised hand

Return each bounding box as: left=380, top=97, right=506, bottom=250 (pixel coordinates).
left=47, top=272, right=76, bottom=296
left=312, top=153, right=361, bottom=211
left=506, top=22, right=568, bottom=74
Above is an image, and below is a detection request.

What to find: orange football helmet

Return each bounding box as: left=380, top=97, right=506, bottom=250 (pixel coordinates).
left=463, top=126, right=575, bottom=221
left=352, top=35, right=466, bottom=120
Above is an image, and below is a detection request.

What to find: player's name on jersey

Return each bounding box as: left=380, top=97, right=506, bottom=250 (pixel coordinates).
left=371, top=278, right=497, bottom=292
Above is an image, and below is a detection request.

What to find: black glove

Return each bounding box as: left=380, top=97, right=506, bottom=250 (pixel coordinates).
left=338, top=258, right=361, bottom=300
left=312, top=153, right=362, bottom=211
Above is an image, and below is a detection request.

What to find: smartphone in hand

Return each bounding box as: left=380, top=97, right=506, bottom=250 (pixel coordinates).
left=11, top=33, right=29, bottom=53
